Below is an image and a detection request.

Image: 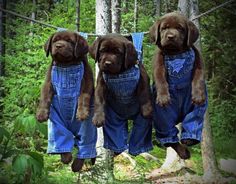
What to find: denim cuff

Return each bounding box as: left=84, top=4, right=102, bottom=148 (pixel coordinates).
left=158, top=136, right=179, bottom=145
left=77, top=144, right=97, bottom=159
left=129, top=146, right=153, bottom=156
left=47, top=148, right=72, bottom=154
left=103, top=144, right=128, bottom=153
left=181, top=133, right=202, bottom=142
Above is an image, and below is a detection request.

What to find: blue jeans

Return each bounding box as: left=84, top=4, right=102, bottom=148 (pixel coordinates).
left=153, top=49, right=208, bottom=145
left=47, top=64, right=97, bottom=159
left=103, top=66, right=153, bottom=155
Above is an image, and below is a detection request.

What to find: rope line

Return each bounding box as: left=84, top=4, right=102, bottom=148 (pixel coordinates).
left=0, top=0, right=235, bottom=36
left=191, top=0, right=235, bottom=21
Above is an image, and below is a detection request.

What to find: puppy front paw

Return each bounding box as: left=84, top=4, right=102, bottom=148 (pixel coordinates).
left=141, top=101, right=153, bottom=118
left=156, top=92, right=171, bottom=107
left=36, top=108, right=49, bottom=122
left=76, top=107, right=89, bottom=121
left=92, top=112, right=105, bottom=127
left=192, top=88, right=206, bottom=105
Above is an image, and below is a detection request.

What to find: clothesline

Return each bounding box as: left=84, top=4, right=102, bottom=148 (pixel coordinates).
left=0, top=7, right=147, bottom=36
left=0, top=0, right=234, bottom=36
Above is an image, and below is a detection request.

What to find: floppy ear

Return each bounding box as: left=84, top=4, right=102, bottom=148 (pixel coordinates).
left=89, top=37, right=102, bottom=62
left=149, top=20, right=161, bottom=46
left=74, top=33, right=89, bottom=58
left=124, top=42, right=137, bottom=69
left=187, top=21, right=199, bottom=47
left=44, top=34, right=54, bottom=57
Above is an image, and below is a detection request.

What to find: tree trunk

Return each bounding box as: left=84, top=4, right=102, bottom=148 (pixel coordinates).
left=164, top=0, right=170, bottom=13
left=177, top=0, right=189, bottom=17
left=29, top=0, right=36, bottom=36
left=95, top=0, right=113, bottom=182
left=76, top=0, right=80, bottom=32
left=201, top=112, right=221, bottom=181
left=189, top=0, right=200, bottom=49
left=111, top=0, right=121, bottom=33
left=96, top=0, right=111, bottom=35
left=189, top=0, right=220, bottom=182
left=154, top=0, right=161, bottom=17
left=134, top=0, right=138, bottom=32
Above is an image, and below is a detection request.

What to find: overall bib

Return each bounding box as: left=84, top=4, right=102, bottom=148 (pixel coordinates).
left=153, top=49, right=208, bottom=145
left=103, top=65, right=153, bottom=156
left=47, top=64, right=97, bottom=159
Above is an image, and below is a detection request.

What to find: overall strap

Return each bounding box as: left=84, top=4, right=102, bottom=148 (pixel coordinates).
left=131, top=32, right=144, bottom=64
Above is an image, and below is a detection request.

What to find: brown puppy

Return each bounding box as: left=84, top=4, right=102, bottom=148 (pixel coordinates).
left=150, top=12, right=206, bottom=159
left=36, top=31, right=93, bottom=122
left=89, top=33, right=152, bottom=127
left=150, top=12, right=205, bottom=106
left=36, top=31, right=94, bottom=171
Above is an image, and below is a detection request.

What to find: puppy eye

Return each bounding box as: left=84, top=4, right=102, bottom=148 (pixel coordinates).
left=99, top=49, right=105, bottom=53
left=177, top=26, right=185, bottom=32
left=161, top=26, right=168, bottom=31
left=66, top=39, right=73, bottom=43
left=115, top=49, right=122, bottom=54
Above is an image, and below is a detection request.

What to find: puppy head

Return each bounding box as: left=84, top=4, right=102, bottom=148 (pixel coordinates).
left=149, top=12, right=199, bottom=52
left=44, top=31, right=88, bottom=63
left=89, top=34, right=137, bottom=74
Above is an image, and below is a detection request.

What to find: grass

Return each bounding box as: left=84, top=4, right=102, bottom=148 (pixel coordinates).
left=1, top=135, right=235, bottom=183
left=37, top=144, right=208, bottom=183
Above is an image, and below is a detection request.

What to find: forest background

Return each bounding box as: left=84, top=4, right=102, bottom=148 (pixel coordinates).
left=0, top=0, right=235, bottom=183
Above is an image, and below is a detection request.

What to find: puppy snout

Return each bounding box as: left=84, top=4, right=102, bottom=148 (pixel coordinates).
left=167, top=34, right=175, bottom=40
left=55, top=43, right=65, bottom=49
left=104, top=60, right=112, bottom=66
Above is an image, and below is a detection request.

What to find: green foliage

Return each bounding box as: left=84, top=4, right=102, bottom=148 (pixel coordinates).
left=200, top=1, right=236, bottom=151
left=1, top=0, right=236, bottom=182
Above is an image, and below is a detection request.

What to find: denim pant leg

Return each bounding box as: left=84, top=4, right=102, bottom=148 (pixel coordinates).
left=47, top=100, right=74, bottom=154
left=70, top=107, right=97, bottom=159
left=181, top=89, right=208, bottom=142
left=129, top=114, right=153, bottom=156
left=153, top=90, right=180, bottom=145
left=103, top=105, right=129, bottom=153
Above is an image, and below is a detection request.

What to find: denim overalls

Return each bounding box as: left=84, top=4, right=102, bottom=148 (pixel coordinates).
left=153, top=48, right=208, bottom=145
left=103, top=65, right=153, bottom=156
left=47, top=63, right=97, bottom=159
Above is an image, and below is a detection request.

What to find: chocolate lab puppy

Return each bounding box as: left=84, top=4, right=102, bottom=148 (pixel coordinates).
left=150, top=12, right=207, bottom=159
left=89, top=34, right=153, bottom=156
left=36, top=31, right=96, bottom=172
left=36, top=31, right=93, bottom=122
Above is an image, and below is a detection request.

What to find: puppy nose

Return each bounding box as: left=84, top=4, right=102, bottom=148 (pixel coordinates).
left=104, top=61, right=112, bottom=66
left=55, top=43, right=64, bottom=49
left=167, top=34, right=175, bottom=40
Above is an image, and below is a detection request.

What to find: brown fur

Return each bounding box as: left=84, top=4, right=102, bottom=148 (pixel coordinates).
left=36, top=31, right=94, bottom=122
left=89, top=34, right=153, bottom=127
left=150, top=12, right=206, bottom=107
left=149, top=12, right=206, bottom=159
